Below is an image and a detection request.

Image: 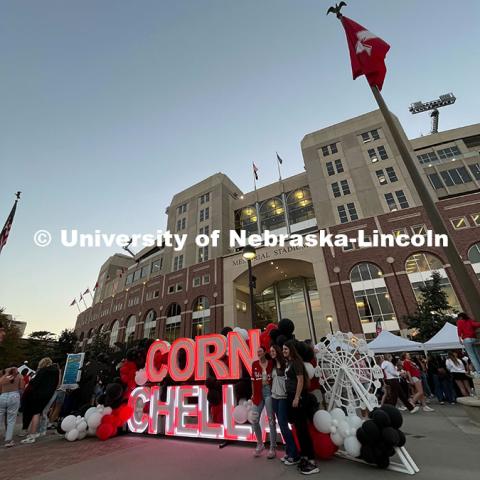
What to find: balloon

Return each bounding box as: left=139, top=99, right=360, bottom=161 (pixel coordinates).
left=116, top=404, right=134, bottom=423
left=347, top=415, right=363, bottom=431
left=344, top=436, right=362, bottom=457
left=96, top=423, right=115, bottom=441
left=135, top=369, right=148, bottom=386
left=313, top=410, right=332, bottom=433
left=360, top=444, right=375, bottom=463
left=338, top=420, right=350, bottom=438
left=103, top=407, right=112, bottom=415
left=247, top=409, right=259, bottom=424
left=397, top=430, right=406, bottom=447
left=330, top=425, right=337, bottom=434
left=65, top=428, right=79, bottom=441
left=331, top=432, right=344, bottom=446
left=84, top=407, right=98, bottom=421
left=278, top=318, right=295, bottom=336
left=76, top=420, right=87, bottom=432
left=380, top=405, right=403, bottom=429
left=87, top=412, right=102, bottom=429
left=101, top=414, right=116, bottom=426
left=233, top=405, right=248, bottom=424
left=61, top=415, right=77, bottom=433
left=311, top=389, right=323, bottom=404
left=382, top=427, right=400, bottom=446
left=331, top=408, right=346, bottom=422
left=77, top=430, right=87, bottom=440
left=371, top=409, right=391, bottom=428
left=260, top=331, right=271, bottom=350
left=304, top=362, right=315, bottom=380
left=308, top=424, right=338, bottom=460
left=87, top=427, right=97, bottom=437
left=356, top=427, right=368, bottom=444
left=265, top=322, right=277, bottom=333
left=361, top=420, right=381, bottom=444
left=233, top=327, right=248, bottom=340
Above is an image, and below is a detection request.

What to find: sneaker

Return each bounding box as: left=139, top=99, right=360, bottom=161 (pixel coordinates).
left=423, top=406, right=434, bottom=412
left=284, top=457, right=301, bottom=466
left=410, top=406, right=419, bottom=414
left=299, top=460, right=320, bottom=475
left=267, top=447, right=276, bottom=459
left=4, top=441, right=15, bottom=448
left=18, top=430, right=28, bottom=437
left=440, top=401, right=445, bottom=405
left=38, top=431, right=46, bottom=437
left=254, top=444, right=265, bottom=457
left=20, top=435, right=36, bottom=444
left=397, top=406, right=407, bottom=411
left=450, top=402, right=456, bottom=405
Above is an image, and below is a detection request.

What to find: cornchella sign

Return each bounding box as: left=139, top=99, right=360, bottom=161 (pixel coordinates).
left=128, top=329, right=274, bottom=441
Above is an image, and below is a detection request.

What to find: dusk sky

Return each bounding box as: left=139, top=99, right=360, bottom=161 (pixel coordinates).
left=1, top=0, right=479, bottom=336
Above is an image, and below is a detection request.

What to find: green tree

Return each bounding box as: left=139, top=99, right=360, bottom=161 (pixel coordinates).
left=54, top=329, right=78, bottom=365
left=405, top=271, right=455, bottom=342
left=86, top=332, right=113, bottom=359
left=0, top=308, right=24, bottom=368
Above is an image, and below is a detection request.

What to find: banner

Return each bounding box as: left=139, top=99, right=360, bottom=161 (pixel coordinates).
left=61, top=352, right=85, bottom=389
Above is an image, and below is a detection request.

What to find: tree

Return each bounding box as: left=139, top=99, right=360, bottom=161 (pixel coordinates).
left=0, top=308, right=24, bottom=368
left=54, top=329, right=78, bottom=365
left=86, top=332, right=113, bottom=359
left=29, top=331, right=56, bottom=341
left=405, top=271, right=455, bottom=342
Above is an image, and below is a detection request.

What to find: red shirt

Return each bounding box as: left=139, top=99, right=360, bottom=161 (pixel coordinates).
left=457, top=318, right=480, bottom=340
left=250, top=359, right=273, bottom=406
left=403, top=359, right=421, bottom=379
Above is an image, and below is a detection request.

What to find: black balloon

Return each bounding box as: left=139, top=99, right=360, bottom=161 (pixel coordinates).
left=375, top=456, right=390, bottom=469
left=382, top=427, right=400, bottom=446
left=360, top=444, right=375, bottom=463
left=278, top=318, right=295, bottom=336
left=361, top=420, right=382, bottom=444
left=380, top=404, right=403, bottom=429
left=356, top=427, right=368, bottom=445
left=220, top=327, right=233, bottom=336
left=371, top=409, right=391, bottom=428
left=269, top=329, right=280, bottom=342
left=275, top=334, right=288, bottom=347
left=397, top=430, right=406, bottom=447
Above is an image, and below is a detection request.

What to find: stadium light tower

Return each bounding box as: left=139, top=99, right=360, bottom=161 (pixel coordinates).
left=409, top=93, right=456, bottom=134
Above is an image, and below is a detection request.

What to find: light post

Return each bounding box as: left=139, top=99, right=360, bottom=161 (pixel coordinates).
left=243, top=245, right=257, bottom=328
left=326, top=315, right=334, bottom=334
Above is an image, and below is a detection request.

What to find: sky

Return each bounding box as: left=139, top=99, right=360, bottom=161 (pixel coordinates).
left=1, top=0, right=479, bottom=336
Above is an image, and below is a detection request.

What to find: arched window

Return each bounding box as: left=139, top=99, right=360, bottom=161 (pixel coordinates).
left=192, top=296, right=211, bottom=338
left=144, top=310, right=157, bottom=339
left=125, top=315, right=137, bottom=344
left=468, top=243, right=480, bottom=280
left=236, top=205, right=259, bottom=236
left=109, top=320, right=119, bottom=347
left=165, top=303, right=181, bottom=344
left=286, top=187, right=315, bottom=227
left=259, top=197, right=286, bottom=232
left=405, top=252, right=460, bottom=310
left=350, top=263, right=396, bottom=326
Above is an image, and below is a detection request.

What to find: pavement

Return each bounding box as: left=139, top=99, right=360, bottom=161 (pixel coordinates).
left=1, top=402, right=479, bottom=480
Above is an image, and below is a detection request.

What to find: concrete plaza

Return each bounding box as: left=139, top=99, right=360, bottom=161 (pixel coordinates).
left=1, top=403, right=479, bottom=480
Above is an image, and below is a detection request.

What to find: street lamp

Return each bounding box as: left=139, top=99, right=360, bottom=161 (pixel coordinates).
left=243, top=246, right=257, bottom=328
left=326, top=315, right=334, bottom=334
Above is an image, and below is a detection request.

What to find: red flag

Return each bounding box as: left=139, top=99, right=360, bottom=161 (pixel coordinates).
left=341, top=16, right=390, bottom=90
left=0, top=199, right=18, bottom=255
left=69, top=299, right=76, bottom=306
left=93, top=281, right=99, bottom=291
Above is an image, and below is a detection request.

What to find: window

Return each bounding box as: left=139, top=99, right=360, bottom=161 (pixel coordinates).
left=368, top=149, right=378, bottom=163
left=469, top=163, right=480, bottom=180
left=322, top=146, right=329, bottom=157
left=151, top=258, right=162, bottom=273
left=395, top=190, right=409, bottom=209
left=144, top=310, right=157, bottom=339
left=286, top=187, right=315, bottom=225
left=109, top=320, right=119, bottom=347
left=260, top=197, right=286, bottom=231
left=411, top=224, right=427, bottom=236
left=125, top=315, right=136, bottom=344
left=168, top=285, right=175, bottom=294
left=451, top=217, right=469, bottom=229
left=176, top=283, right=183, bottom=292
left=378, top=146, right=388, bottom=160
left=203, top=274, right=210, bottom=284
left=326, top=161, right=335, bottom=176
left=192, top=296, right=211, bottom=337
left=337, top=203, right=358, bottom=224
left=198, top=246, right=209, bottom=263
left=199, top=225, right=210, bottom=236
left=193, top=276, right=201, bottom=287
left=334, top=159, right=344, bottom=173
left=173, top=255, right=184, bottom=271
left=376, top=170, right=387, bottom=185
left=428, top=173, right=444, bottom=190
left=200, top=192, right=210, bottom=204
left=360, top=129, right=380, bottom=143
left=340, top=179, right=350, bottom=195
left=440, top=167, right=472, bottom=186
left=199, top=207, right=210, bottom=222
left=386, top=167, right=398, bottom=182
left=470, top=213, right=480, bottom=226
left=384, top=190, right=409, bottom=211
left=176, top=218, right=186, bottom=231
left=332, top=180, right=350, bottom=196
left=140, top=266, right=149, bottom=278
left=165, top=303, right=181, bottom=343
left=468, top=243, right=480, bottom=280
left=321, top=143, right=338, bottom=156
left=235, top=205, right=258, bottom=235
left=331, top=182, right=341, bottom=197
left=417, top=152, right=438, bottom=165
left=167, top=303, right=181, bottom=317
left=126, top=274, right=133, bottom=285
left=178, top=203, right=187, bottom=214
left=330, top=143, right=338, bottom=154
left=437, top=146, right=461, bottom=159
left=384, top=193, right=397, bottom=211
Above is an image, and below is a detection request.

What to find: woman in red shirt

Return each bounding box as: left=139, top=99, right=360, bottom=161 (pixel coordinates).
left=401, top=353, right=434, bottom=412
left=456, top=312, right=480, bottom=374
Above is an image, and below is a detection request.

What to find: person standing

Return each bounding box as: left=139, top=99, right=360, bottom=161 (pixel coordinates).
left=457, top=312, right=480, bottom=375
left=445, top=351, right=471, bottom=397
left=283, top=340, right=319, bottom=475
left=269, top=344, right=300, bottom=465
left=401, top=353, right=434, bottom=412
left=0, top=367, right=25, bottom=447
left=381, top=355, right=418, bottom=414
left=250, top=345, right=277, bottom=459
left=428, top=354, right=455, bottom=405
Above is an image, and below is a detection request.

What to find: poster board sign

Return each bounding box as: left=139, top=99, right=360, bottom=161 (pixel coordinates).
left=61, top=353, right=85, bottom=389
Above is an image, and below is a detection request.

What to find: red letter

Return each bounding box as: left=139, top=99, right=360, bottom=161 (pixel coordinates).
left=146, top=340, right=169, bottom=382
left=168, top=338, right=195, bottom=382
left=228, top=329, right=260, bottom=379
left=195, top=334, right=228, bottom=381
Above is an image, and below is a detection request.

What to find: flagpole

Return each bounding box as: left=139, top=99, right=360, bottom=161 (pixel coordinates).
left=75, top=301, right=81, bottom=313
left=276, top=153, right=283, bottom=182
left=81, top=296, right=88, bottom=309
left=89, top=291, right=94, bottom=302
left=370, top=84, right=480, bottom=315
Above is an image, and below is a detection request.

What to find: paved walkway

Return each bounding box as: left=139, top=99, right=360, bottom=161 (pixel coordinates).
left=1, top=403, right=479, bottom=480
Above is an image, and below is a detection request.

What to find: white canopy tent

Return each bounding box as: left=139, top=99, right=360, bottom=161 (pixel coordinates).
left=423, top=322, right=462, bottom=351
left=367, top=330, right=424, bottom=353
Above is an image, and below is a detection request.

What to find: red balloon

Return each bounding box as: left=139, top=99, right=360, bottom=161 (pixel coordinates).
left=96, top=423, right=115, bottom=441
left=100, top=414, right=116, bottom=426
left=308, top=423, right=338, bottom=460
left=260, top=331, right=271, bottom=350
left=265, top=323, right=278, bottom=333
left=116, top=404, right=134, bottom=423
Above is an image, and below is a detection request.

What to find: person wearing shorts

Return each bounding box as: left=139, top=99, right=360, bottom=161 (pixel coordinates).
left=401, top=353, right=434, bottom=412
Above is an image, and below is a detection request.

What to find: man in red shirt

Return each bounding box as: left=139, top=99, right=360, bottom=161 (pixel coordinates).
left=401, top=353, right=434, bottom=412
left=457, top=312, right=480, bottom=374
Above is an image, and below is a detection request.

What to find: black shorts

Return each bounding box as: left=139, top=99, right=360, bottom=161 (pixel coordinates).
left=451, top=372, right=469, bottom=381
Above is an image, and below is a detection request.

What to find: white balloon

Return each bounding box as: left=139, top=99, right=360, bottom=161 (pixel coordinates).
left=331, top=432, right=344, bottom=447
left=135, top=369, right=148, bottom=386
left=61, top=415, right=77, bottom=433
left=77, top=430, right=87, bottom=440
left=247, top=409, right=259, bottom=424
left=332, top=419, right=338, bottom=427
left=103, top=407, right=112, bottom=415
left=347, top=415, right=363, bottom=430
left=338, top=420, right=350, bottom=438
left=331, top=408, right=346, bottom=422
left=233, top=405, right=248, bottom=424
left=313, top=410, right=332, bottom=434
left=87, top=427, right=97, bottom=437
left=311, top=389, right=323, bottom=404
left=233, top=327, right=249, bottom=340
left=77, top=420, right=87, bottom=432
left=87, top=412, right=102, bottom=429
left=330, top=425, right=337, bottom=434
left=65, top=428, right=79, bottom=441
left=304, top=362, right=315, bottom=380
left=84, top=407, right=98, bottom=421
left=344, top=436, right=362, bottom=457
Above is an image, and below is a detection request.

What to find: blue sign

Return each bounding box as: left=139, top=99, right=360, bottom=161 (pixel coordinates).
left=61, top=353, right=85, bottom=388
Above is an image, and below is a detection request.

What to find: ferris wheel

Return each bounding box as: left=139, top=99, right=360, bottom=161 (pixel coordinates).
left=314, top=332, right=384, bottom=415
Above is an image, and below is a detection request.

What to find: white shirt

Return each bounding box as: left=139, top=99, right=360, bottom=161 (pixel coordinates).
left=445, top=358, right=466, bottom=373
left=381, top=360, right=400, bottom=380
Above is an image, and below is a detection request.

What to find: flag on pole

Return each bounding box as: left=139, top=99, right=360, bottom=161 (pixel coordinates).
left=83, top=288, right=90, bottom=295
left=79, top=293, right=83, bottom=302
left=69, top=299, right=76, bottom=306
left=253, top=162, right=259, bottom=181
left=0, top=193, right=20, bottom=256
left=93, top=281, right=99, bottom=291
left=276, top=152, right=283, bottom=165
left=340, top=16, right=390, bottom=90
